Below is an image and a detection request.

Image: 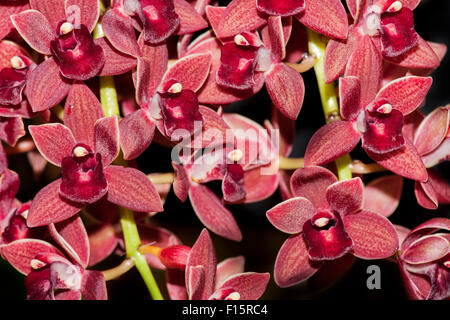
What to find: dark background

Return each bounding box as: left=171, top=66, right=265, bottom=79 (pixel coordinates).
left=1, top=0, right=449, bottom=300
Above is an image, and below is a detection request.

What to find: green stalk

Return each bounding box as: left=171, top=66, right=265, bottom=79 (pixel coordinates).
left=93, top=7, right=163, bottom=298
left=306, top=29, right=353, bottom=181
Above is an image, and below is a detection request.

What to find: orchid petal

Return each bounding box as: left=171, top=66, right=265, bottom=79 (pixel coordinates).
left=29, top=0, right=66, bottom=30
left=266, top=197, right=315, bottom=234
left=104, top=165, right=163, bottom=213
left=364, top=175, right=403, bottom=217
left=65, top=0, right=100, bottom=32
left=217, top=272, right=270, bottom=300
left=343, top=210, right=399, bottom=259
left=29, top=123, right=76, bottom=167
left=96, top=37, right=137, bottom=76
left=81, top=270, right=107, bottom=300
left=215, top=256, right=245, bottom=289
left=174, top=0, right=208, bottom=35
left=94, top=116, right=120, bottom=166
left=119, top=109, right=155, bottom=160
left=326, top=178, right=364, bottom=215
left=339, top=76, right=361, bottom=121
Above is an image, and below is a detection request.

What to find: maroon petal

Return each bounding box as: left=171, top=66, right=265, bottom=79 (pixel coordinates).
left=290, top=166, right=338, bottom=209
left=387, top=36, right=440, bottom=70
left=421, top=138, right=450, bottom=168
left=241, top=166, right=278, bottom=203
left=166, top=269, right=188, bottom=300
left=172, top=162, right=190, bottom=202
left=274, top=233, right=321, bottom=287
left=27, top=179, right=84, bottom=227
left=50, top=24, right=105, bottom=81
left=66, top=0, right=100, bottom=32
left=215, top=256, right=245, bottom=289
left=266, top=197, right=315, bottom=234
left=266, top=16, right=287, bottom=62
left=138, top=0, right=180, bottom=44
left=344, top=34, right=383, bottom=107
left=222, top=164, right=246, bottom=203
left=343, top=210, right=399, bottom=259
left=428, top=169, right=450, bottom=204
left=216, top=272, right=270, bottom=300
left=186, top=229, right=217, bottom=300
left=364, top=175, right=403, bottom=217
left=265, top=63, right=305, bottom=120
left=25, top=57, right=72, bottom=112
left=216, top=41, right=259, bottom=91
left=303, top=210, right=353, bottom=261
left=29, top=123, right=76, bottom=166
left=257, top=0, right=305, bottom=17
left=0, top=168, right=20, bottom=216
left=10, top=10, right=55, bottom=55
left=216, top=0, right=266, bottom=38
left=0, top=117, right=25, bottom=146
left=102, top=8, right=141, bottom=57
left=0, top=239, right=62, bottom=275
left=80, top=270, right=107, bottom=300
left=64, top=82, right=104, bottom=146
left=104, top=165, right=163, bottom=213
left=94, top=116, right=120, bottom=166
left=96, top=37, right=137, bottom=76
left=188, top=183, right=242, bottom=242
left=415, top=180, right=438, bottom=210
left=326, top=178, right=364, bottom=215
left=29, top=0, right=66, bottom=30
left=414, top=106, right=449, bottom=155
left=296, top=0, right=348, bottom=40
left=376, top=76, right=432, bottom=115
left=304, top=121, right=361, bottom=166
left=174, top=0, right=208, bottom=35
left=324, top=34, right=353, bottom=83
left=380, top=8, right=418, bottom=58
left=49, top=215, right=89, bottom=268
left=366, top=138, right=428, bottom=182
left=402, top=235, right=449, bottom=265
left=87, top=224, right=118, bottom=266
left=361, top=102, right=405, bottom=154
left=339, top=76, right=361, bottom=121
left=161, top=53, right=212, bottom=93
left=119, top=109, right=155, bottom=160
left=157, top=89, right=203, bottom=140
left=0, top=1, right=30, bottom=41
left=60, top=148, right=108, bottom=204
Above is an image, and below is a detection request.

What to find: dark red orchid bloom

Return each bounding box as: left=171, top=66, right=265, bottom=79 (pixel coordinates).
left=10, top=0, right=105, bottom=111
left=186, top=14, right=305, bottom=120
left=1, top=215, right=107, bottom=300
left=396, top=218, right=450, bottom=300
left=266, top=166, right=398, bottom=287
left=171, top=113, right=279, bottom=242
left=214, top=0, right=348, bottom=40
left=304, top=75, right=432, bottom=182
left=26, top=83, right=162, bottom=227
left=118, top=51, right=216, bottom=160
left=325, top=0, right=441, bottom=96
left=183, top=229, right=269, bottom=300
left=101, top=0, right=207, bottom=60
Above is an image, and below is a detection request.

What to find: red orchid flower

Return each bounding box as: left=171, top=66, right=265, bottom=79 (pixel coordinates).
left=26, top=83, right=162, bottom=227
left=266, top=166, right=398, bottom=287
left=171, top=113, right=279, bottom=242
left=1, top=215, right=107, bottom=300
left=396, top=218, right=450, bottom=300
left=10, top=0, right=105, bottom=111
left=183, top=229, right=269, bottom=300
left=184, top=14, right=305, bottom=120
left=214, top=0, right=348, bottom=40
left=0, top=0, right=29, bottom=40
left=304, top=75, right=432, bottom=182
left=101, top=0, right=207, bottom=59
left=402, top=106, right=450, bottom=209
left=325, top=0, right=441, bottom=95
left=118, top=50, right=216, bottom=160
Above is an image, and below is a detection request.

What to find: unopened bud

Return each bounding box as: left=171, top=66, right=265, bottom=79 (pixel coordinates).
left=159, top=245, right=191, bottom=270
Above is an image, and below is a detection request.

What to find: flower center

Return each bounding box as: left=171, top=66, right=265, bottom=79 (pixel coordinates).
left=227, top=149, right=243, bottom=163
left=364, top=12, right=381, bottom=36
left=59, top=22, right=74, bottom=35
left=10, top=56, right=26, bottom=70
left=387, top=1, right=402, bottom=12
left=73, top=145, right=89, bottom=158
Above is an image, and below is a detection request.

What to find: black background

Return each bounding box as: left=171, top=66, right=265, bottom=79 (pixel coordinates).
left=1, top=0, right=449, bottom=300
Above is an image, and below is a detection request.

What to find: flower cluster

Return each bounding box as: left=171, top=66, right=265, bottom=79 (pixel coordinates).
left=0, top=0, right=448, bottom=301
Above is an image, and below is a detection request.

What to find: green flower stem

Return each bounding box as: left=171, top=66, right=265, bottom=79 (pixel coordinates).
left=306, top=29, right=353, bottom=181
left=94, top=7, right=163, bottom=298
